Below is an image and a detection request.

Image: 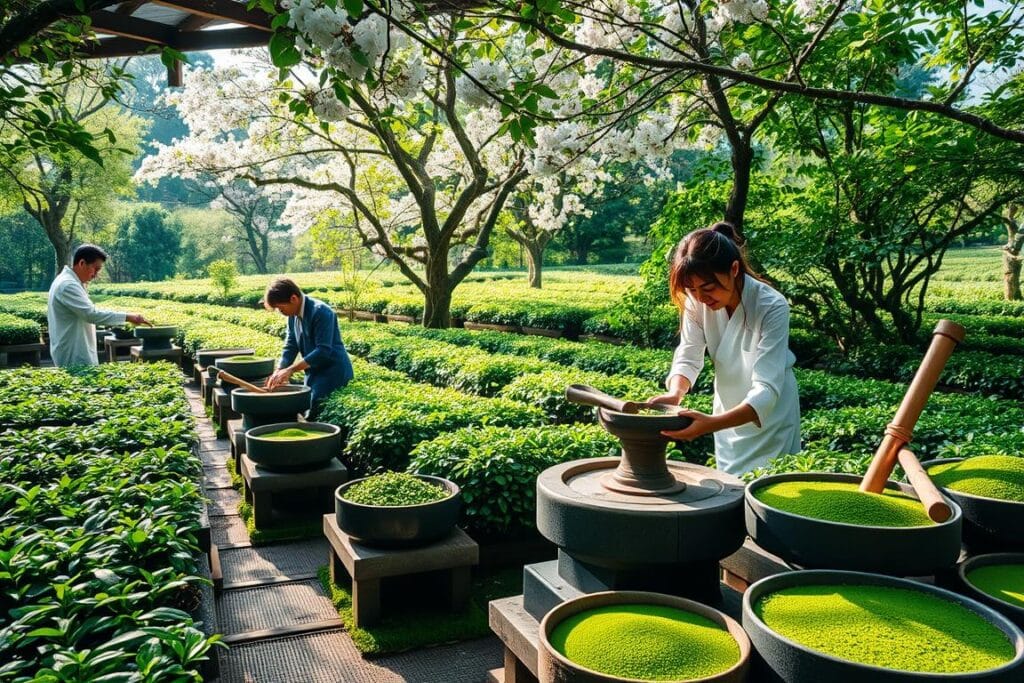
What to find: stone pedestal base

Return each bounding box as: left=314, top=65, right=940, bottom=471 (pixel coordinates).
left=212, top=388, right=240, bottom=434
left=240, top=454, right=347, bottom=530
left=0, top=342, right=43, bottom=367
left=130, top=345, right=182, bottom=365
left=103, top=336, right=138, bottom=362
left=323, top=514, right=478, bottom=628
left=227, top=420, right=246, bottom=464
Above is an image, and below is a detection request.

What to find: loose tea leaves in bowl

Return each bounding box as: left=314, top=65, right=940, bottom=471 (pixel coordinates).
left=755, top=583, right=1015, bottom=673
left=255, top=427, right=326, bottom=440
left=342, top=472, right=449, bottom=506
left=550, top=604, right=741, bottom=681
left=752, top=480, right=934, bottom=527
left=928, top=455, right=1024, bottom=502
left=967, top=564, right=1024, bottom=609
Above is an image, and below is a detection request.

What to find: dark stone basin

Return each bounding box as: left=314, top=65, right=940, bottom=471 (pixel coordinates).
left=743, top=569, right=1024, bottom=682
left=232, top=385, right=311, bottom=430
left=197, top=347, right=256, bottom=367
left=958, top=554, right=1024, bottom=629
left=745, top=472, right=962, bottom=576
left=215, top=356, right=276, bottom=380
left=334, top=474, right=461, bottom=548
left=134, top=325, right=178, bottom=351
left=922, top=458, right=1024, bottom=552
left=110, top=327, right=136, bottom=340
left=538, top=590, right=751, bottom=683
left=245, top=421, right=340, bottom=472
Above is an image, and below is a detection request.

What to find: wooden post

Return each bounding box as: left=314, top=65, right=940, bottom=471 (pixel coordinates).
left=860, top=320, right=965, bottom=493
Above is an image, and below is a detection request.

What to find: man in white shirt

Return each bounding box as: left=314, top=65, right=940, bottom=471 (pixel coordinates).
left=47, top=244, right=151, bottom=367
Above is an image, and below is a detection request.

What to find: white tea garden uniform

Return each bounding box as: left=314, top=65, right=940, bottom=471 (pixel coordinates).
left=667, top=275, right=801, bottom=476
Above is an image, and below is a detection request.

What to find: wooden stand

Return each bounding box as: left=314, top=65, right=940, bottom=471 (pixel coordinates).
left=103, top=336, right=139, bottom=362
left=323, top=514, right=478, bottom=628
left=0, top=342, right=44, bottom=367
left=240, top=454, right=347, bottom=530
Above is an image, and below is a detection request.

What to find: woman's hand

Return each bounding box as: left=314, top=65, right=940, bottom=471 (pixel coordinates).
left=661, top=409, right=721, bottom=441
left=265, top=367, right=293, bottom=390
left=648, top=391, right=685, bottom=406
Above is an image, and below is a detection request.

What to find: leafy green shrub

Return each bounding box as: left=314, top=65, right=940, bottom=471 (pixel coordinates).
left=0, top=293, right=49, bottom=325
left=208, top=258, right=238, bottom=298
left=0, top=312, right=41, bottom=345
left=927, top=297, right=1024, bottom=318
left=409, top=424, right=618, bottom=537
left=497, top=368, right=663, bottom=423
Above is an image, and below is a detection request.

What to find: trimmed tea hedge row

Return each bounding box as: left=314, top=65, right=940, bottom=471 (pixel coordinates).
left=409, top=424, right=619, bottom=537
left=0, top=312, right=41, bottom=345
left=319, top=359, right=545, bottom=476
left=0, top=292, right=48, bottom=325
left=0, top=363, right=189, bottom=428
left=0, top=367, right=217, bottom=681
left=927, top=296, right=1024, bottom=318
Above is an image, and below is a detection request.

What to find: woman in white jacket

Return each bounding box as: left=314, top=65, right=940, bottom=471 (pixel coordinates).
left=650, top=222, right=801, bottom=476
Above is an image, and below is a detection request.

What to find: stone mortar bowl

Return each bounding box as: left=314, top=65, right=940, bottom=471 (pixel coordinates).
left=538, top=590, right=751, bottom=683
left=745, top=472, right=962, bottom=576
left=742, top=569, right=1024, bottom=682
left=245, top=421, right=340, bottom=472
left=231, top=385, right=311, bottom=430
left=134, top=325, right=178, bottom=351
left=958, top=553, right=1024, bottom=629
left=110, top=326, right=136, bottom=340
left=596, top=405, right=693, bottom=495
left=334, top=474, right=461, bottom=548
left=215, top=356, right=276, bottom=391
left=196, top=347, right=256, bottom=368
left=921, top=458, right=1024, bottom=552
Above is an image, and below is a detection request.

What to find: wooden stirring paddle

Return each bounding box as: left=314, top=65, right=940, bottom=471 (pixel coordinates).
left=217, top=370, right=268, bottom=394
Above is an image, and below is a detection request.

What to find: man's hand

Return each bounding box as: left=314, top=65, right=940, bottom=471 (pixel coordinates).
left=660, top=409, right=721, bottom=441
left=127, top=313, right=151, bottom=326
left=265, top=367, right=293, bottom=390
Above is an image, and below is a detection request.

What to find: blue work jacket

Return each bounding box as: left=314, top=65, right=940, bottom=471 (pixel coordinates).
left=280, top=295, right=353, bottom=404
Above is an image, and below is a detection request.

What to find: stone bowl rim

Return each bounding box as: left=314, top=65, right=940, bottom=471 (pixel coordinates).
left=134, top=325, right=178, bottom=335
left=334, top=473, right=459, bottom=510
left=215, top=355, right=276, bottom=364
left=246, top=421, right=340, bottom=442
left=597, top=406, right=693, bottom=432
left=232, top=385, right=311, bottom=398
left=538, top=589, right=751, bottom=683
left=958, top=552, right=1024, bottom=620
left=742, top=568, right=1024, bottom=678
left=921, top=457, right=1024, bottom=508
left=746, top=471, right=962, bottom=532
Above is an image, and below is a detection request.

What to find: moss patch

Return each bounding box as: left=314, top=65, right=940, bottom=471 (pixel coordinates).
left=755, top=584, right=1015, bottom=673
left=256, top=427, right=325, bottom=440
left=318, top=564, right=521, bottom=656
left=928, top=455, right=1024, bottom=502
left=753, top=480, right=933, bottom=527
left=342, top=472, right=448, bottom=506
left=967, top=564, right=1024, bottom=609
left=550, top=604, right=740, bottom=681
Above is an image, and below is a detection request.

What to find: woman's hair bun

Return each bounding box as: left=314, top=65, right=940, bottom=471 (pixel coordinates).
left=709, top=221, right=744, bottom=247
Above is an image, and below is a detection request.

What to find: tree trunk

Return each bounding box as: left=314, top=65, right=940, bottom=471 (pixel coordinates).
left=1004, top=209, right=1023, bottom=301
left=724, top=140, right=753, bottom=237
left=421, top=256, right=452, bottom=328
left=525, top=242, right=543, bottom=288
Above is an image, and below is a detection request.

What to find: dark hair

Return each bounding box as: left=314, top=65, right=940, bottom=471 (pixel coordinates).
left=73, top=244, right=109, bottom=266
left=668, top=222, right=759, bottom=313
left=263, top=278, right=303, bottom=309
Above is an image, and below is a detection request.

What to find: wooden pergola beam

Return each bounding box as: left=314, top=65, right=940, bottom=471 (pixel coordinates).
left=90, top=10, right=177, bottom=43
left=82, top=25, right=268, bottom=58
left=115, top=0, right=147, bottom=15
left=148, top=0, right=273, bottom=30
left=176, top=14, right=216, bottom=31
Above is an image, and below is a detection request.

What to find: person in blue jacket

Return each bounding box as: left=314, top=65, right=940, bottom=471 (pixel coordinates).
left=263, top=278, right=353, bottom=417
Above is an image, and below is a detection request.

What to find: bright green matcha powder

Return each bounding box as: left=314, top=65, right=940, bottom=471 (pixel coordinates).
left=550, top=604, right=740, bottom=681
left=928, top=455, right=1024, bottom=502
left=226, top=355, right=269, bottom=362
left=967, top=564, right=1024, bottom=609
left=756, top=584, right=1014, bottom=673
left=753, top=480, right=934, bottom=527
left=257, top=427, right=325, bottom=440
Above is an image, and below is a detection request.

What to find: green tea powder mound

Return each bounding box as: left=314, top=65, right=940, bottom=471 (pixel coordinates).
left=257, top=427, right=325, bottom=440
left=225, top=355, right=268, bottom=362
left=550, top=604, right=740, bottom=681
left=967, top=564, right=1024, bottom=609
left=343, top=472, right=448, bottom=506
left=753, top=480, right=934, bottom=527
left=756, top=584, right=1015, bottom=673
left=928, top=455, right=1024, bottom=502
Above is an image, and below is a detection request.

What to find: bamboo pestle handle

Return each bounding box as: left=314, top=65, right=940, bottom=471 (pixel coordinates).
left=860, top=320, right=965, bottom=494
left=217, top=370, right=268, bottom=394
left=565, top=384, right=644, bottom=414
left=897, top=447, right=952, bottom=523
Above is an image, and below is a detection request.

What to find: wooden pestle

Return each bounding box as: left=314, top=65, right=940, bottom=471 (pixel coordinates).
left=565, top=384, right=646, bottom=414
left=897, top=447, right=952, bottom=523
left=217, top=370, right=268, bottom=394
left=860, top=319, right=965, bottom=495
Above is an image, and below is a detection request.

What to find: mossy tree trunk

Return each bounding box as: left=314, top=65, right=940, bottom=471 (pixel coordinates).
left=1003, top=205, right=1023, bottom=301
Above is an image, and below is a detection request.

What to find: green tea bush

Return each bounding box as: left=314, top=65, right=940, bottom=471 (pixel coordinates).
left=0, top=312, right=41, bottom=345
left=0, top=292, right=48, bottom=325
left=927, top=296, right=1024, bottom=318
left=497, top=368, right=663, bottom=423
left=409, top=424, right=618, bottom=537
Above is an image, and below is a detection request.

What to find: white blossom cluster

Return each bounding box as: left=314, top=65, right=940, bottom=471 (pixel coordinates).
left=311, top=87, right=349, bottom=121
left=456, top=59, right=511, bottom=107
left=731, top=52, right=754, bottom=70
left=531, top=122, right=586, bottom=176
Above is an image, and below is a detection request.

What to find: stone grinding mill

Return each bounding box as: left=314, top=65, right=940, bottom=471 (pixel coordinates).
left=522, top=385, right=746, bottom=621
